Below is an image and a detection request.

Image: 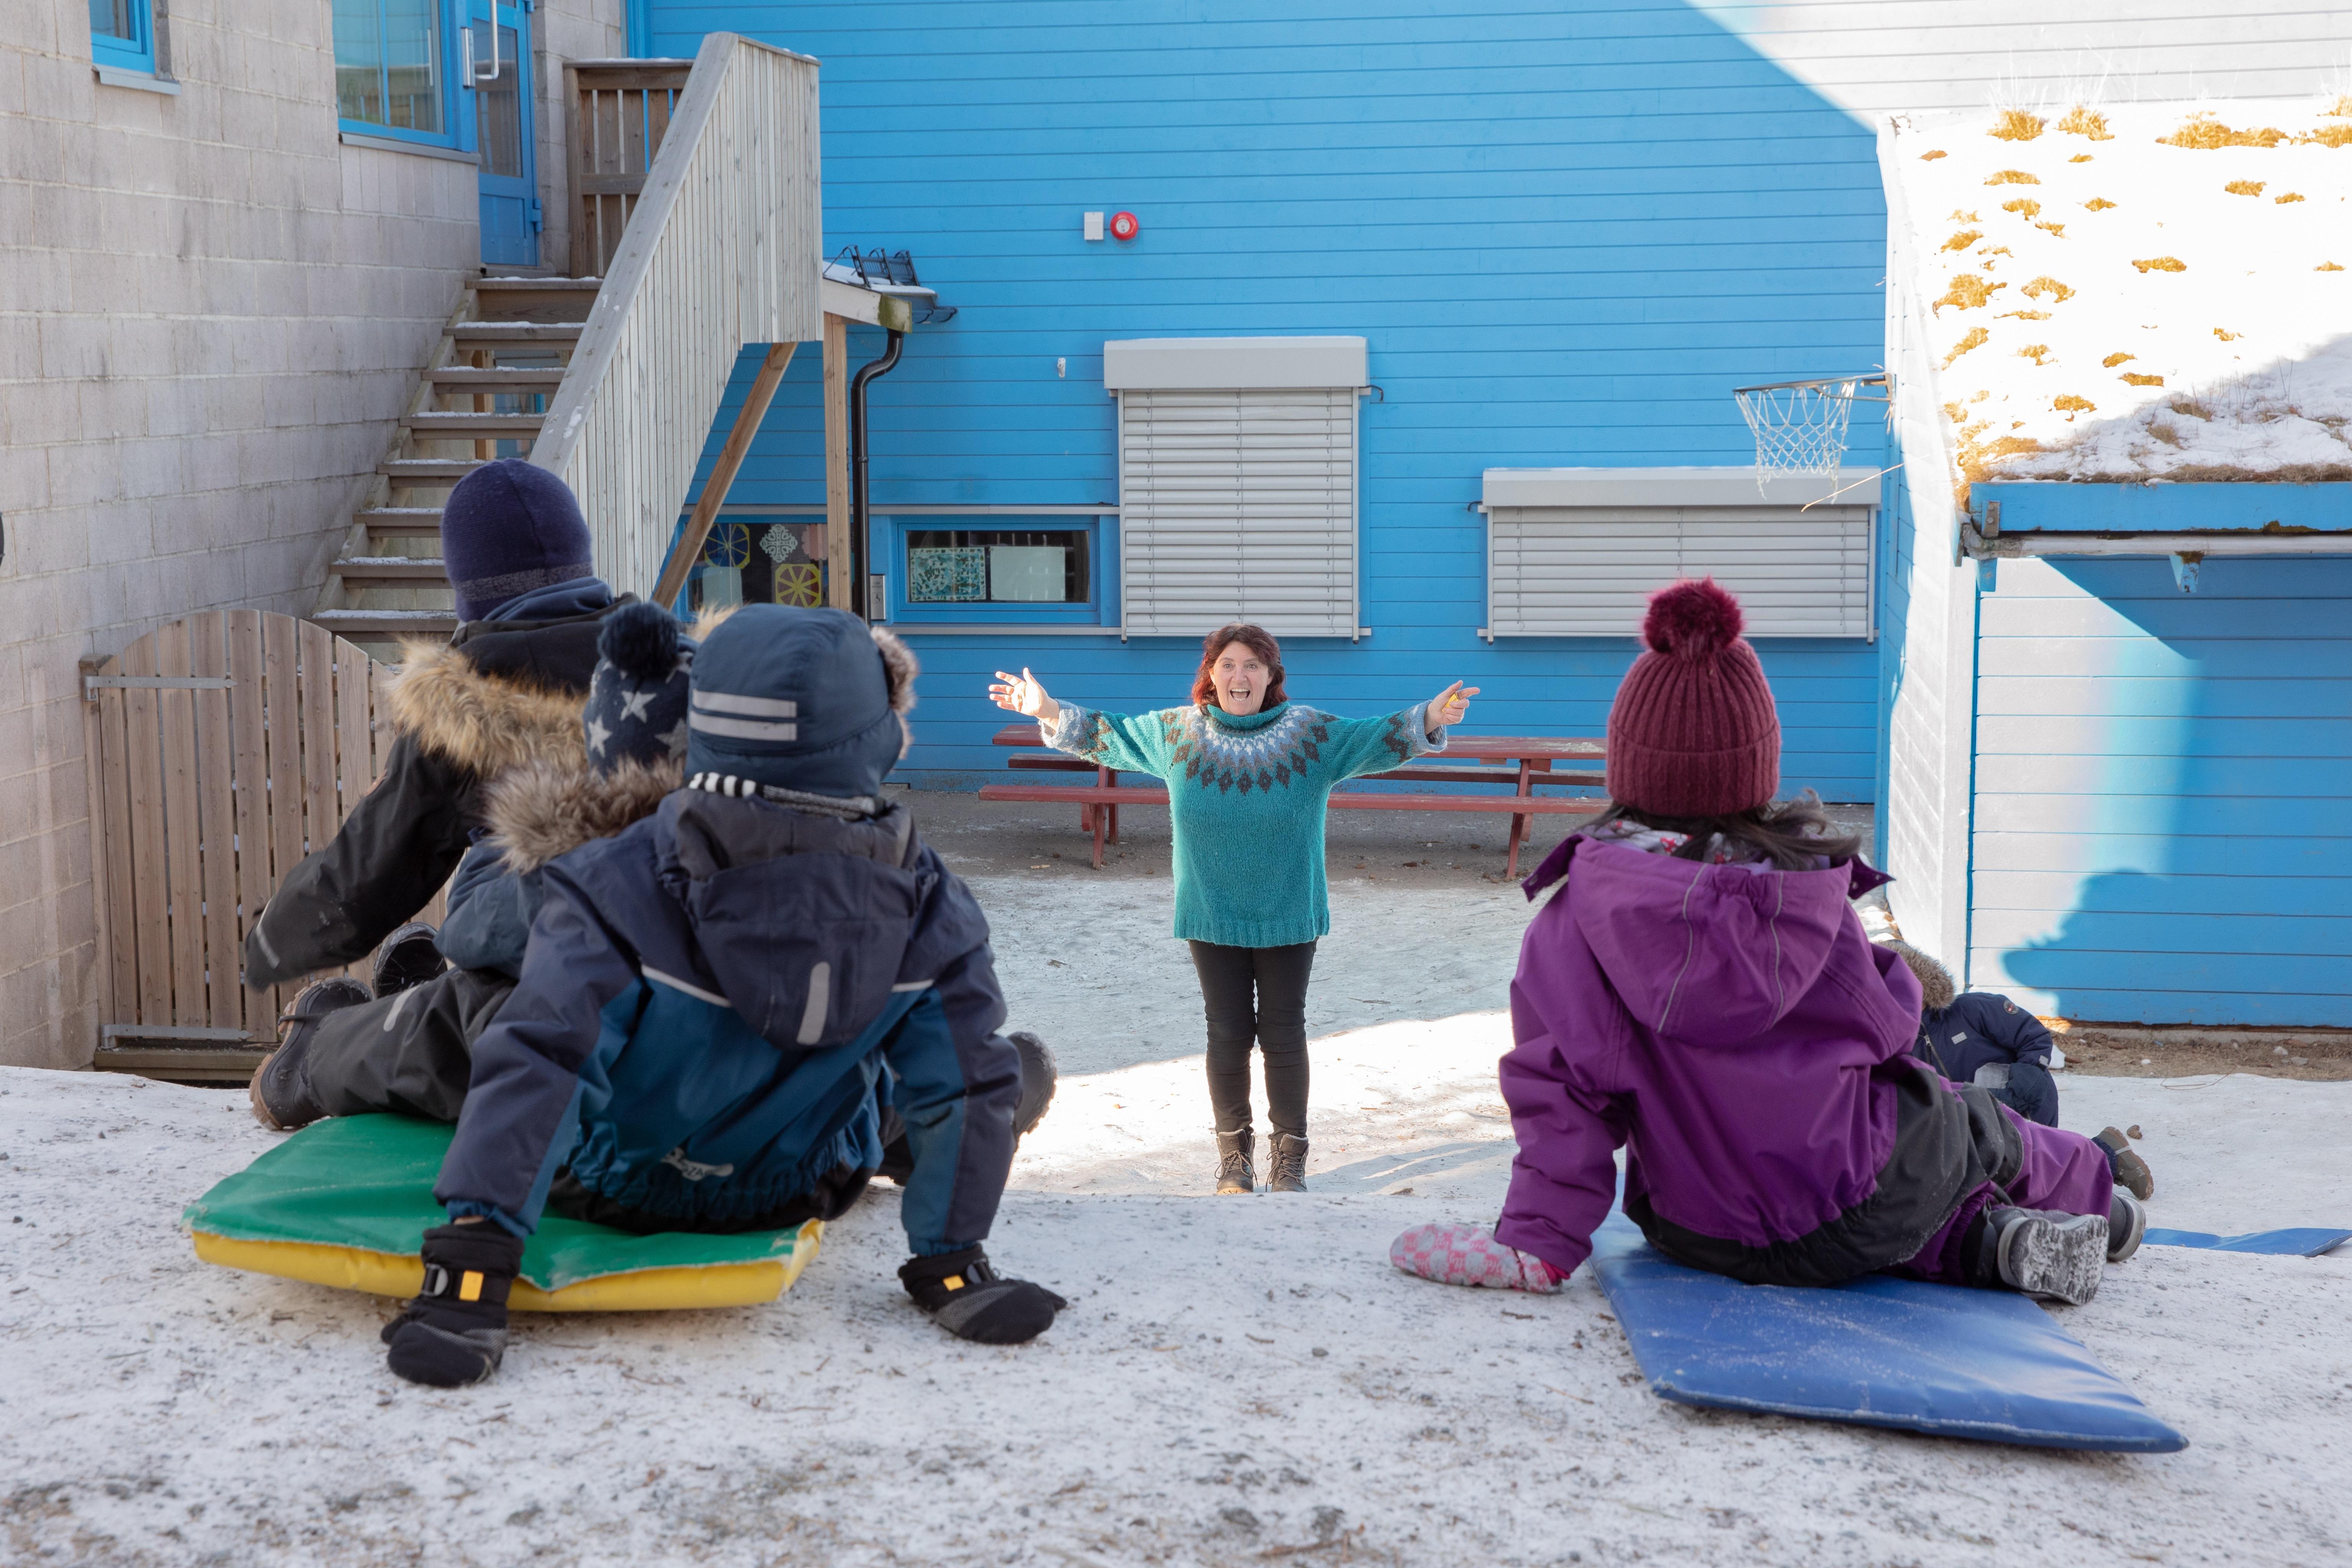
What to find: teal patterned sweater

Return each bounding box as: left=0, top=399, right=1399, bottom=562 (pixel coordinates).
left=1045, top=699, right=1445, bottom=947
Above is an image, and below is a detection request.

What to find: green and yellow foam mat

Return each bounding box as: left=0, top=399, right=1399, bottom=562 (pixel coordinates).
left=183, top=1115, right=820, bottom=1311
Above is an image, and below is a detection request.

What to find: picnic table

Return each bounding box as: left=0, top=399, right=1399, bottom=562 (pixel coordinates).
left=978, top=724, right=1609, bottom=876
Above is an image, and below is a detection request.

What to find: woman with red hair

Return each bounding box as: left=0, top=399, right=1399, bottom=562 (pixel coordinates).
left=990, top=625, right=1474, bottom=1195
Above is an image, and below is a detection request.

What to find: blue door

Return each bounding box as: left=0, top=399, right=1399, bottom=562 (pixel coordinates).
left=466, top=0, right=539, bottom=267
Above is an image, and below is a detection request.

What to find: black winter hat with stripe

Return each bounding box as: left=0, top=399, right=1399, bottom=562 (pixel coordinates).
left=684, top=605, right=917, bottom=801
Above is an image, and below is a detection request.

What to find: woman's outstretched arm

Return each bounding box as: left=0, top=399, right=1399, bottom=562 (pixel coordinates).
left=989, top=667, right=1180, bottom=777
left=1320, top=680, right=1480, bottom=780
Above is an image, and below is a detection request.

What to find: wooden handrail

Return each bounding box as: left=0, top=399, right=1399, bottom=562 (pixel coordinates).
left=532, top=33, right=823, bottom=601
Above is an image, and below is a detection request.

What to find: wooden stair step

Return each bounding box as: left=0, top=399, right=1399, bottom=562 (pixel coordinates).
left=450, top=322, right=584, bottom=343
left=378, top=458, right=489, bottom=480
left=427, top=367, right=568, bottom=390
left=312, top=609, right=461, bottom=636
left=467, top=277, right=602, bottom=324
left=335, top=556, right=450, bottom=582
left=403, top=411, right=545, bottom=436
left=357, top=507, right=444, bottom=538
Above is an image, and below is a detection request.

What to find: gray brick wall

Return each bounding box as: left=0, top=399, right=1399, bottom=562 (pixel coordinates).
left=0, top=0, right=616, bottom=1070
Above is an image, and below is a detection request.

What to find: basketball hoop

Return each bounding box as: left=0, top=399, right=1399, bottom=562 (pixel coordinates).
left=1734, top=374, right=1891, bottom=488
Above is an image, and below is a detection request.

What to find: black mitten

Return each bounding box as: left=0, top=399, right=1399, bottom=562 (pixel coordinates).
left=899, top=1246, right=1067, bottom=1345
left=383, top=1222, right=526, bottom=1387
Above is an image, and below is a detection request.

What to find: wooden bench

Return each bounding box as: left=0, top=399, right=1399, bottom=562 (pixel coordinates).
left=980, top=725, right=1608, bottom=875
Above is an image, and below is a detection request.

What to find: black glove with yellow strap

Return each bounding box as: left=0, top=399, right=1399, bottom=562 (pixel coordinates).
left=384, top=1221, right=526, bottom=1386
left=900, top=1246, right=1066, bottom=1344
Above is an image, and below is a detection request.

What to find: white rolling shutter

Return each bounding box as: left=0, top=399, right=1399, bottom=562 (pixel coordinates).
left=1488, top=504, right=1874, bottom=638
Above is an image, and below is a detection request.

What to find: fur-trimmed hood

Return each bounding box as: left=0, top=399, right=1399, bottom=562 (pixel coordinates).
left=390, top=638, right=589, bottom=776
left=485, top=754, right=684, bottom=874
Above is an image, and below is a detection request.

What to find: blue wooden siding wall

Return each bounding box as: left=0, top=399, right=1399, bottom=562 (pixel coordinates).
left=649, top=0, right=1890, bottom=794
left=1970, top=555, right=2352, bottom=1026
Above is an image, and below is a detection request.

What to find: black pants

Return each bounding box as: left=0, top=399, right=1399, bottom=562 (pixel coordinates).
left=306, top=966, right=516, bottom=1125
left=1188, top=939, right=1317, bottom=1139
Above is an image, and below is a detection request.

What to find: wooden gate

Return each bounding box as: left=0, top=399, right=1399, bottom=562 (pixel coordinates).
left=81, top=611, right=427, bottom=1080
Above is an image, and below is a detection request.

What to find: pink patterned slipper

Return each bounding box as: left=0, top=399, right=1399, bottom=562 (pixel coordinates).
left=1390, top=1223, right=1565, bottom=1293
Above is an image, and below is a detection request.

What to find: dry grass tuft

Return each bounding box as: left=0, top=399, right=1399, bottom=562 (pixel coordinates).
left=2057, top=106, right=2113, bottom=141
left=2159, top=115, right=2286, bottom=149
left=1956, top=432, right=2044, bottom=484
left=2322, top=262, right=2347, bottom=272
left=2037, top=221, right=2067, bottom=237
left=1941, top=229, right=1983, bottom=252
left=2002, top=197, right=2043, bottom=219
left=1935, top=274, right=2005, bottom=311
left=2147, top=421, right=2185, bottom=447
left=1985, top=169, right=2041, bottom=185
left=2122, top=372, right=2166, bottom=386
left=2000, top=309, right=2052, bottom=321
left=1941, top=327, right=1990, bottom=368
left=2053, top=394, right=2096, bottom=416
left=1990, top=109, right=2046, bottom=141
left=2084, top=197, right=2118, bottom=211
left=2019, top=344, right=2053, bottom=365
left=1948, top=208, right=1980, bottom=223
left=1921, top=149, right=1948, bottom=161
left=2169, top=396, right=2214, bottom=421
left=2296, top=124, right=2352, bottom=148
left=2131, top=256, right=2188, bottom=273
left=2327, top=95, right=2352, bottom=118
left=2214, top=328, right=2242, bottom=341
left=1941, top=401, right=1967, bottom=425
left=2068, top=154, right=2094, bottom=163
left=2102, top=352, right=2136, bottom=368
left=2224, top=180, right=2267, bottom=196
left=2022, top=275, right=2075, bottom=302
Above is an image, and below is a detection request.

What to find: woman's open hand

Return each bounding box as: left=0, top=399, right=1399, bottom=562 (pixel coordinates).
left=989, top=667, right=1061, bottom=727
left=1427, top=680, right=1478, bottom=737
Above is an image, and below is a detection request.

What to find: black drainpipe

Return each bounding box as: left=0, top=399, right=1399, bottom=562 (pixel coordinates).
left=848, top=328, right=906, bottom=620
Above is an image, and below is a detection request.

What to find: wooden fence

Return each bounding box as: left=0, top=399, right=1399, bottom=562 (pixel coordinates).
left=533, top=32, right=823, bottom=601
left=565, top=57, right=694, bottom=279
left=81, top=611, right=435, bottom=1078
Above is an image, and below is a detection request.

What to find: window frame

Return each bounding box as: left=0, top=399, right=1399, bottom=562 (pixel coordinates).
left=89, top=0, right=157, bottom=75
left=332, top=0, right=473, bottom=154
left=883, top=514, right=1114, bottom=627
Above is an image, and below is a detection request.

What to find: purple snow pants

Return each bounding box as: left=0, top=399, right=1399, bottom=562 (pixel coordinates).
left=1892, top=1104, right=2116, bottom=1285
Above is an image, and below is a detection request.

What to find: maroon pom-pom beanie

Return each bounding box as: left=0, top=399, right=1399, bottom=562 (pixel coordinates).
left=1604, top=578, right=1780, bottom=817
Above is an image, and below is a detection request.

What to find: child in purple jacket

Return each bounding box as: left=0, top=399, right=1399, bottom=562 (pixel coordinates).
left=1391, top=580, right=2147, bottom=1306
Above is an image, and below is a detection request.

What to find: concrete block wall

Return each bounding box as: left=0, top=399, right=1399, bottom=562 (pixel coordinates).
left=0, top=2, right=484, bottom=1069
left=534, top=0, right=629, bottom=279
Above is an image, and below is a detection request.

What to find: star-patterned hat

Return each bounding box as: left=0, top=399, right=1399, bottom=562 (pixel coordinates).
left=581, top=603, right=694, bottom=776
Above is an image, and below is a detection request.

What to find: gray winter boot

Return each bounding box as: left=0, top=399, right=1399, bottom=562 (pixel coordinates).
left=1215, top=1129, right=1256, bottom=1195
left=1267, top=1133, right=1309, bottom=1193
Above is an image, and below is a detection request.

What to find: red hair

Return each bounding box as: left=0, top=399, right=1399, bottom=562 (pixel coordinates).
left=1191, top=623, right=1286, bottom=709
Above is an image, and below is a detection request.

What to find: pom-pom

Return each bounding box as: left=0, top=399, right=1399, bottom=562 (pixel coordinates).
left=596, top=602, right=682, bottom=685
left=1642, top=578, right=1744, bottom=657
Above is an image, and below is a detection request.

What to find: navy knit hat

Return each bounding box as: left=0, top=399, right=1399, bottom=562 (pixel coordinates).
left=582, top=604, right=694, bottom=775
left=440, top=458, right=595, bottom=621
left=685, top=606, right=917, bottom=800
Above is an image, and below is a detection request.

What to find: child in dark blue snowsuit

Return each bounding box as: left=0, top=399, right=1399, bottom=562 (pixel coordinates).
left=383, top=606, right=1065, bottom=1387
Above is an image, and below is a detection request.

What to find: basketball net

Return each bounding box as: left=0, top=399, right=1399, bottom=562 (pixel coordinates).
left=1733, top=375, right=1889, bottom=491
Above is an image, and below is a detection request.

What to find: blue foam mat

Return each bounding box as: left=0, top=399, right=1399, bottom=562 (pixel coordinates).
left=1588, top=1220, right=2187, bottom=1452
left=2143, top=1227, right=2350, bottom=1257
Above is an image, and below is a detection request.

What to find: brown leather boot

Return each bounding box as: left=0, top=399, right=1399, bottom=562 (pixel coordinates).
left=1215, top=1129, right=1256, bottom=1195
left=1267, top=1133, right=1309, bottom=1193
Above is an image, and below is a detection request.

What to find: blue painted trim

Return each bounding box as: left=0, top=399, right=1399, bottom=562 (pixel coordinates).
left=1974, top=482, right=2352, bottom=536
left=334, top=0, right=470, bottom=154
left=625, top=0, right=654, bottom=57
left=89, top=0, right=154, bottom=73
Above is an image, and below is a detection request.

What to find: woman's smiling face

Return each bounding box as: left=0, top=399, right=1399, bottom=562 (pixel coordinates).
left=1211, top=641, right=1270, bottom=715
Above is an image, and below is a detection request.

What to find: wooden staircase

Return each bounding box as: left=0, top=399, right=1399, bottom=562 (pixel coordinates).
left=311, top=277, right=600, bottom=654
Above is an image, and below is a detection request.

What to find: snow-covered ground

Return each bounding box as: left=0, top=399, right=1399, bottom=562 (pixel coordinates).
left=1890, top=99, right=2352, bottom=481
left=4, top=873, right=2349, bottom=1566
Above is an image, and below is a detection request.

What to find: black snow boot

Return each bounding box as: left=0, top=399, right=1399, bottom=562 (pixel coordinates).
left=2094, top=1127, right=2154, bottom=1200
left=900, top=1247, right=1066, bottom=1345
left=250, top=977, right=372, bottom=1131
left=2107, top=1187, right=2148, bottom=1263
left=1967, top=1206, right=2108, bottom=1305
left=373, top=921, right=447, bottom=998
left=1267, top=1133, right=1309, bottom=1193
left=383, top=1221, right=525, bottom=1387
left=1011, top=1031, right=1058, bottom=1139
left=1215, top=1129, right=1255, bottom=1195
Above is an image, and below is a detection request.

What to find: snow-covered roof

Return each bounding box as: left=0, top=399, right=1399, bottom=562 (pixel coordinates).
left=1889, top=100, right=2352, bottom=484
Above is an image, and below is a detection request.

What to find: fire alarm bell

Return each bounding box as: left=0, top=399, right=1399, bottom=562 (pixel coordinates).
left=1109, top=211, right=1140, bottom=241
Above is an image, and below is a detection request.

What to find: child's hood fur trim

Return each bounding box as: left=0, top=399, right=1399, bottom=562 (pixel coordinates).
left=487, top=754, right=684, bottom=873
left=390, top=639, right=588, bottom=776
